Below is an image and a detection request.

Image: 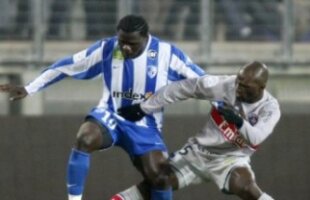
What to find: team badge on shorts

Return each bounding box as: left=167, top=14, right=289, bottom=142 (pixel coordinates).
left=248, top=113, right=258, bottom=125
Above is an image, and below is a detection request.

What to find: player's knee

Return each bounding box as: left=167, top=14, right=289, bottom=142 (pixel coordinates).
left=241, top=180, right=257, bottom=196
left=76, top=129, right=102, bottom=152
left=151, top=164, right=175, bottom=189
left=76, top=133, right=92, bottom=151
left=142, top=167, right=169, bottom=188
left=230, top=178, right=259, bottom=199
left=168, top=172, right=179, bottom=190
left=229, top=169, right=257, bottom=197
left=75, top=121, right=106, bottom=152
left=150, top=171, right=170, bottom=189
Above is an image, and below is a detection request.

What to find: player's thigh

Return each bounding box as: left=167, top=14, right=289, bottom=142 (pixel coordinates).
left=85, top=117, right=114, bottom=148
left=81, top=108, right=121, bottom=149
left=76, top=120, right=103, bottom=150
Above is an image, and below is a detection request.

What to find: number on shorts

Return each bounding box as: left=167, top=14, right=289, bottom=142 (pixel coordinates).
left=178, top=145, right=193, bottom=155
left=101, top=110, right=117, bottom=130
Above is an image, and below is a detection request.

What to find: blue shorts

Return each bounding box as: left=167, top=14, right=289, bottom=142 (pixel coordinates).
left=86, top=107, right=167, bottom=157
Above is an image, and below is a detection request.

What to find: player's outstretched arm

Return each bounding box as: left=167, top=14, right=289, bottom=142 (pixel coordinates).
left=0, top=84, right=28, bottom=101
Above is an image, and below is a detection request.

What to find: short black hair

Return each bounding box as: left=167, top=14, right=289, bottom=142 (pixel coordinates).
left=116, top=15, right=149, bottom=37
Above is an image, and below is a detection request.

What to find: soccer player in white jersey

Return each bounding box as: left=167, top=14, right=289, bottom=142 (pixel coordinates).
left=0, top=15, right=205, bottom=200
left=115, top=61, right=280, bottom=200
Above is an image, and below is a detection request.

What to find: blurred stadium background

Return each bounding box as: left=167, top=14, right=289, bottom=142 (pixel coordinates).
left=0, top=0, right=309, bottom=200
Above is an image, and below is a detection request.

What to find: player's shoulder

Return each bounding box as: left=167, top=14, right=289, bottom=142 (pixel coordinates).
left=100, top=36, right=117, bottom=45
left=86, top=37, right=116, bottom=49
left=257, top=91, right=281, bottom=117
left=102, top=36, right=117, bottom=42
left=264, top=90, right=280, bottom=107
left=151, top=35, right=182, bottom=51
left=90, top=36, right=117, bottom=53
left=199, top=74, right=235, bottom=82
left=150, top=35, right=187, bottom=59
left=197, top=74, right=234, bottom=88
left=151, top=35, right=170, bottom=46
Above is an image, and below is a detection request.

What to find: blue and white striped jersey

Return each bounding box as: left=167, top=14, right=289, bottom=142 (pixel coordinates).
left=25, top=35, right=205, bottom=129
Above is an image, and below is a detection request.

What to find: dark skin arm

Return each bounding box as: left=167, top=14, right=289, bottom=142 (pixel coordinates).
left=0, top=84, right=28, bottom=101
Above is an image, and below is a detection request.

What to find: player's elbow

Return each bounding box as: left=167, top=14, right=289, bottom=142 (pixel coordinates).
left=246, top=132, right=270, bottom=147
left=247, top=138, right=263, bottom=147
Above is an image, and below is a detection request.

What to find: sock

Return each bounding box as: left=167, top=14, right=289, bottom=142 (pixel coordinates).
left=151, top=188, right=172, bottom=200
left=110, top=194, right=125, bottom=200
left=67, top=149, right=90, bottom=200
left=68, top=194, right=83, bottom=200
left=110, top=185, right=143, bottom=200
left=258, top=193, right=274, bottom=200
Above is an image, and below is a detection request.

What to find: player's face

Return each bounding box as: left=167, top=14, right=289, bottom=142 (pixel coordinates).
left=235, top=72, right=263, bottom=103
left=117, top=30, right=148, bottom=59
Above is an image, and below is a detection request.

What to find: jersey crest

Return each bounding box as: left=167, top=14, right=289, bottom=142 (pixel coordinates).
left=147, top=49, right=157, bottom=59
left=147, top=65, right=158, bottom=78
left=248, top=113, right=259, bottom=125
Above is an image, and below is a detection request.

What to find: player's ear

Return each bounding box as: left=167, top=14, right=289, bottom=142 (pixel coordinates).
left=260, top=83, right=266, bottom=89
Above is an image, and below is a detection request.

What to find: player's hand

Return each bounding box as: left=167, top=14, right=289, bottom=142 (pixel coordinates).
left=0, top=84, right=28, bottom=101
left=218, top=106, right=243, bottom=129
left=117, top=104, right=146, bottom=122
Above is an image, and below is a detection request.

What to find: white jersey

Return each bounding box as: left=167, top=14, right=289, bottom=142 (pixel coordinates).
left=24, top=35, right=205, bottom=130
left=141, top=75, right=281, bottom=156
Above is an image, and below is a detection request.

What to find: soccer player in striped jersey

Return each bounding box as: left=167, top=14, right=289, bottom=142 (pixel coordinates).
left=0, top=15, right=205, bottom=200
left=115, top=61, right=280, bottom=200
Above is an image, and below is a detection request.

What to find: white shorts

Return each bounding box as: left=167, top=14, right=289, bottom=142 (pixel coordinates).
left=169, top=142, right=254, bottom=192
